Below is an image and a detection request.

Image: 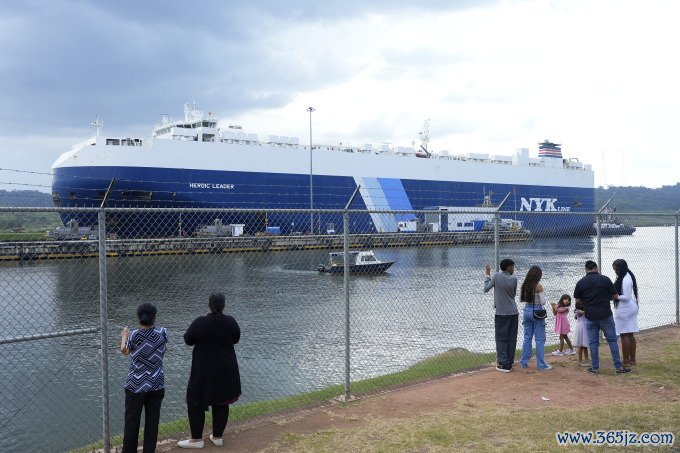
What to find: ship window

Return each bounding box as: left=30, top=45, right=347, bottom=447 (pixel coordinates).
left=361, top=256, right=376, bottom=262
left=464, top=222, right=473, bottom=227
left=52, top=192, right=61, bottom=207
left=106, top=139, right=120, bottom=145
left=202, top=134, right=215, bottom=142
left=97, top=191, right=106, bottom=200
left=69, top=192, right=76, bottom=200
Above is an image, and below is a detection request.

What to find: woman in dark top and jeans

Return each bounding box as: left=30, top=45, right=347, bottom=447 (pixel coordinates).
left=177, top=292, right=241, bottom=449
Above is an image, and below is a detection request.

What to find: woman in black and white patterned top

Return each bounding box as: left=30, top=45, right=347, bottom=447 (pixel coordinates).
left=120, top=303, right=168, bottom=453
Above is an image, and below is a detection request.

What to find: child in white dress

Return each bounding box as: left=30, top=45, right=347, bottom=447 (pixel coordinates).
left=572, top=300, right=589, bottom=366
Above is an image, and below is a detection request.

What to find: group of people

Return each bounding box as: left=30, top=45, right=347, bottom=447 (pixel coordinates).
left=117, top=259, right=640, bottom=451
left=484, top=258, right=639, bottom=375
left=119, top=292, right=241, bottom=452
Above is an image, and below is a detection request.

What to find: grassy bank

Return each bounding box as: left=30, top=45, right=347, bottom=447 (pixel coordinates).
left=71, top=348, right=496, bottom=452
left=266, top=328, right=680, bottom=452
left=0, top=230, right=49, bottom=241
left=272, top=402, right=679, bottom=452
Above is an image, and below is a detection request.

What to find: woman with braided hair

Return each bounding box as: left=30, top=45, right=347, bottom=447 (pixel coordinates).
left=612, top=259, right=639, bottom=366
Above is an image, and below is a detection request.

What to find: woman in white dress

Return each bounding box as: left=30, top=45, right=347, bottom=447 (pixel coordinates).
left=612, top=259, right=639, bottom=366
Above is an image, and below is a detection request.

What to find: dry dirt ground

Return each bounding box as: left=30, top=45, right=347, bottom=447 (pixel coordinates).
left=160, top=325, right=680, bottom=452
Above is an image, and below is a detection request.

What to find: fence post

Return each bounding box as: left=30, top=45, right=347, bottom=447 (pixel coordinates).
left=492, top=192, right=510, bottom=270
left=596, top=213, right=601, bottom=270
left=494, top=213, right=499, bottom=270
left=343, top=210, right=350, bottom=400
left=98, top=179, right=114, bottom=453
left=341, top=186, right=360, bottom=401
left=98, top=209, right=110, bottom=453
left=676, top=212, right=679, bottom=325
left=596, top=197, right=613, bottom=270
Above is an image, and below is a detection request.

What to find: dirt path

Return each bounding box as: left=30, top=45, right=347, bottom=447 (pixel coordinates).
left=161, top=325, right=680, bottom=452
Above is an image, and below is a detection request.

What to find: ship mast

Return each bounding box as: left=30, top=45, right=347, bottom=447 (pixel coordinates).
left=418, top=119, right=431, bottom=157
left=91, top=115, right=103, bottom=138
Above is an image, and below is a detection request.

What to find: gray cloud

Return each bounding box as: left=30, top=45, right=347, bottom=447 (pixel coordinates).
left=0, top=0, right=496, bottom=134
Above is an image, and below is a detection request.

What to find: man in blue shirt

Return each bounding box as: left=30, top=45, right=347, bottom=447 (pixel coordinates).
left=484, top=258, right=519, bottom=372
left=574, top=260, right=631, bottom=375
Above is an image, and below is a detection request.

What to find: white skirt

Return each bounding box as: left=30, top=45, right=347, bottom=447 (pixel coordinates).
left=614, top=300, right=639, bottom=334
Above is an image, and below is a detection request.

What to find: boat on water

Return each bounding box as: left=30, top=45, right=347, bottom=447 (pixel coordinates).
left=51, top=103, right=595, bottom=237
left=595, top=222, right=636, bottom=235
left=590, top=209, right=636, bottom=236
left=317, top=250, right=394, bottom=273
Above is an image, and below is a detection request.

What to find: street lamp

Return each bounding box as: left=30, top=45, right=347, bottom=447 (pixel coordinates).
left=307, top=106, right=315, bottom=234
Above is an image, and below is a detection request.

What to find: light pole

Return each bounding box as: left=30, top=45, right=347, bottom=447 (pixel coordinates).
left=307, top=106, right=315, bottom=234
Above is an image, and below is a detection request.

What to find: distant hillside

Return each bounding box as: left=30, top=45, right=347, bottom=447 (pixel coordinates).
left=595, top=183, right=680, bottom=226
left=0, top=190, right=59, bottom=231
left=596, top=183, right=680, bottom=212
left=0, top=190, right=52, bottom=207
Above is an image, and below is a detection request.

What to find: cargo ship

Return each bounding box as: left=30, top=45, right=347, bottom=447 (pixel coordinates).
left=51, top=103, right=595, bottom=237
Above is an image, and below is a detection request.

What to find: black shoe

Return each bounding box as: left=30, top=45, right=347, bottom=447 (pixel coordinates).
left=496, top=365, right=511, bottom=373
left=615, top=367, right=631, bottom=374
left=587, top=367, right=599, bottom=375
left=503, top=364, right=513, bottom=371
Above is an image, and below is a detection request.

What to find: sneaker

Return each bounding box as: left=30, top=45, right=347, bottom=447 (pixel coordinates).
left=587, top=368, right=599, bottom=375
left=496, top=365, right=511, bottom=373
left=210, top=435, right=223, bottom=446
left=615, top=367, right=632, bottom=374
left=551, top=350, right=564, bottom=356
left=578, top=361, right=590, bottom=367
left=565, top=349, right=576, bottom=355
left=539, top=365, right=553, bottom=371
left=177, top=439, right=205, bottom=449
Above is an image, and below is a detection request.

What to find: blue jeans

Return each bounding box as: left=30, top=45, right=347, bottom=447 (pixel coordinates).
left=520, top=306, right=549, bottom=369
left=586, top=315, right=622, bottom=370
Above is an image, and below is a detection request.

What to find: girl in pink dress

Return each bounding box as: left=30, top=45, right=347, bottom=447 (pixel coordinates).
left=551, top=294, right=575, bottom=355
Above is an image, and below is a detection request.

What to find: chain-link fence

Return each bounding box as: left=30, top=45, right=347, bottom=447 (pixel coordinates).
left=1, top=206, right=678, bottom=452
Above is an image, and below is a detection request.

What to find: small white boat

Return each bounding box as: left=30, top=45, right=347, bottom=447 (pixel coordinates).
left=317, top=250, right=394, bottom=273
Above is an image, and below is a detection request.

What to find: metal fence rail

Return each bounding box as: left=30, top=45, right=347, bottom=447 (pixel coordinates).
left=0, top=206, right=678, bottom=452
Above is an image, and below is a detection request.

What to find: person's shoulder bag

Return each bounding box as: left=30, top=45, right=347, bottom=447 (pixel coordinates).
left=532, top=291, right=548, bottom=320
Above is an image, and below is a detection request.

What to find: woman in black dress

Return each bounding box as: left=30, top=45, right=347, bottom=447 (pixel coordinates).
left=177, top=292, right=241, bottom=449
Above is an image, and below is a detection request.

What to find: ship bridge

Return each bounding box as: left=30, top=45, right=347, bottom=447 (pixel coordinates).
left=153, top=102, right=218, bottom=142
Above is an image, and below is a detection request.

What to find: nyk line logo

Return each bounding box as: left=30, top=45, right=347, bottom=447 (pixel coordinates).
left=520, top=197, right=571, bottom=212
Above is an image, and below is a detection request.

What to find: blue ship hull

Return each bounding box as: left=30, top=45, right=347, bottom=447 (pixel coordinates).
left=52, top=166, right=595, bottom=238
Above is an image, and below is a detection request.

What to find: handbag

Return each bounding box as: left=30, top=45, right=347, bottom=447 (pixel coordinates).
left=531, top=304, right=548, bottom=319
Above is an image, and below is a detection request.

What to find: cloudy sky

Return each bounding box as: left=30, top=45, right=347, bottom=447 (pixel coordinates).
left=1, top=0, right=679, bottom=191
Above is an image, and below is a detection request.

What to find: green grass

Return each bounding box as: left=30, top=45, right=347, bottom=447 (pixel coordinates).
left=0, top=231, right=48, bottom=241
left=71, top=348, right=496, bottom=452
left=628, top=337, right=680, bottom=389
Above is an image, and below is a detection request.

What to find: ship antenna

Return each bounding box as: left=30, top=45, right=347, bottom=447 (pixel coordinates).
left=418, top=119, right=431, bottom=156
left=91, top=115, right=103, bottom=138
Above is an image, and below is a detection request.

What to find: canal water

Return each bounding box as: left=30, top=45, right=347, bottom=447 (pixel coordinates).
left=0, top=227, right=676, bottom=452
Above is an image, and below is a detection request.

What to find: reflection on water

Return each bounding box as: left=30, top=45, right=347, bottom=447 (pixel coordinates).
left=0, top=227, right=676, bottom=452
